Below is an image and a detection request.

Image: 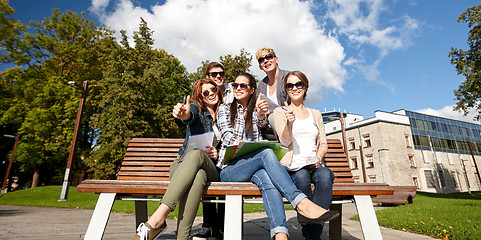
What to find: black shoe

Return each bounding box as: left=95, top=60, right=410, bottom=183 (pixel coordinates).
left=192, top=227, right=216, bottom=240
left=297, top=210, right=339, bottom=225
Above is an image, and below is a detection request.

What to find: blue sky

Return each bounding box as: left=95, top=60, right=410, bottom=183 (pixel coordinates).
left=8, top=0, right=478, bottom=123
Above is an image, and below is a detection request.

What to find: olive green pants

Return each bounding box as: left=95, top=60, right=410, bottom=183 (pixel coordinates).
left=161, top=149, right=219, bottom=240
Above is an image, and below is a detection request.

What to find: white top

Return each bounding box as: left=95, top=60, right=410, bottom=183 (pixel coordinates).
left=287, top=109, right=319, bottom=171
left=267, top=87, right=278, bottom=105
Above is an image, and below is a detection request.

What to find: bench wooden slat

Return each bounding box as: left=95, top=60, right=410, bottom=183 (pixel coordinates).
left=120, top=166, right=171, bottom=172
left=122, top=161, right=172, bottom=167
left=125, top=152, right=179, bottom=157
left=77, top=180, right=393, bottom=197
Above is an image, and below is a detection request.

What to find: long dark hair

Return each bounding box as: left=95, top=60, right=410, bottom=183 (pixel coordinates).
left=230, top=73, right=257, bottom=138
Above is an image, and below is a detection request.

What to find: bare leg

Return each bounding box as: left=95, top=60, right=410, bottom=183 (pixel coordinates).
left=274, top=233, right=288, bottom=240
left=146, top=203, right=171, bottom=229
left=296, top=198, right=329, bottom=219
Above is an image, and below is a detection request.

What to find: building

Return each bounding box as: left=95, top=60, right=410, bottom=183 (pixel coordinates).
left=324, top=109, right=481, bottom=193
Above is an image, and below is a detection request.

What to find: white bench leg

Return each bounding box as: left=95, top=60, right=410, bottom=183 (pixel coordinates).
left=224, top=195, right=243, bottom=240
left=353, top=195, right=383, bottom=240
left=84, top=193, right=116, bottom=240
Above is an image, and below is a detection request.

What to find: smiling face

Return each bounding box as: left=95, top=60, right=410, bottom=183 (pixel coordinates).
left=258, top=54, right=279, bottom=73
left=206, top=67, right=225, bottom=86
left=201, top=83, right=219, bottom=107
left=285, top=75, right=306, bottom=102
left=233, top=75, right=255, bottom=104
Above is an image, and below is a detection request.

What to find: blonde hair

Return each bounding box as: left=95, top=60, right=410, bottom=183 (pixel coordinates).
left=256, top=48, right=276, bottom=60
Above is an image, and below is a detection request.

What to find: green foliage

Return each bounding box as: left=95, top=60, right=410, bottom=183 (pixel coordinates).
left=0, top=8, right=111, bottom=186
left=373, top=191, right=481, bottom=239
left=190, top=48, right=253, bottom=83
left=450, top=5, right=481, bottom=120
left=87, top=18, right=191, bottom=179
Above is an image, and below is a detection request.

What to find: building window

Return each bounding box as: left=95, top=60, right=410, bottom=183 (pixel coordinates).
left=368, top=175, right=377, bottom=183
left=451, top=171, right=459, bottom=190
left=348, top=138, right=356, bottom=150
left=424, top=170, right=435, bottom=188
left=350, top=157, right=358, bottom=169
left=363, top=134, right=371, bottom=148
left=408, top=155, right=416, bottom=168
left=413, top=177, right=420, bottom=189
left=366, top=155, right=374, bottom=168
left=405, top=134, right=412, bottom=148
left=353, top=176, right=360, bottom=183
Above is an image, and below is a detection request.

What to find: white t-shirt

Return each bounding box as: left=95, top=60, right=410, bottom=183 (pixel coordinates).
left=267, top=87, right=278, bottom=105
left=287, top=109, right=319, bottom=171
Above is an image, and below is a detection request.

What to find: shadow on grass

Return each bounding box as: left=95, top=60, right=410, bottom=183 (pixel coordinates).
left=416, top=191, right=481, bottom=200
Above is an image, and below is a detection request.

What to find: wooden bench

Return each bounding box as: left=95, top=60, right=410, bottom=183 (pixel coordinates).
left=77, top=138, right=394, bottom=240
left=372, top=186, right=417, bottom=205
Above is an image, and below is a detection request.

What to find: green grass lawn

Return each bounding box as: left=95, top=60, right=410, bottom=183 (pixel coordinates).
left=374, top=191, right=481, bottom=240
left=1, top=186, right=479, bottom=239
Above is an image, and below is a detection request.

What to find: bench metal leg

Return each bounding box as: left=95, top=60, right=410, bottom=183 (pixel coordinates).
left=329, top=203, right=342, bottom=240
left=224, top=195, right=243, bottom=240
left=134, top=200, right=148, bottom=228
left=84, top=193, right=116, bottom=240
left=353, top=195, right=383, bottom=240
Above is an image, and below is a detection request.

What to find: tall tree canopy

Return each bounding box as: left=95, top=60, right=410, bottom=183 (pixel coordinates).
left=0, top=7, right=112, bottom=186
left=86, top=18, right=191, bottom=179
left=450, top=5, right=481, bottom=120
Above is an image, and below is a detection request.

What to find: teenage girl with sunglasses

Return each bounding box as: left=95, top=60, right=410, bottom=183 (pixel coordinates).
left=134, top=79, right=223, bottom=240
left=274, top=71, right=335, bottom=240
left=216, top=73, right=338, bottom=240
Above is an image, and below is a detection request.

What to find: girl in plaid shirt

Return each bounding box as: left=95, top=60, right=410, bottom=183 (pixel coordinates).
left=216, top=73, right=338, bottom=240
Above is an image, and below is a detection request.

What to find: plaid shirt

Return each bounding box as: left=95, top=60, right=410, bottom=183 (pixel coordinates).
left=216, top=102, right=268, bottom=169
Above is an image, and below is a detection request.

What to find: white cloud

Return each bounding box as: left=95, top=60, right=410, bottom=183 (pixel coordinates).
left=325, top=0, right=421, bottom=84
left=417, top=105, right=480, bottom=124
left=89, top=0, right=346, bottom=105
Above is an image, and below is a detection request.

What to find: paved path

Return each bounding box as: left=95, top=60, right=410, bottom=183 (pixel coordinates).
left=0, top=203, right=436, bottom=239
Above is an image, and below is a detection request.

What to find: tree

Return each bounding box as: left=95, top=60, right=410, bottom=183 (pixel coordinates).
left=86, top=18, right=191, bottom=179
left=450, top=5, right=481, bottom=120
left=0, top=8, right=112, bottom=187
left=190, top=48, right=253, bottom=82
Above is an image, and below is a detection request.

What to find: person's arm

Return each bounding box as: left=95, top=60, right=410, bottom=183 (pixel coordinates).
left=316, top=110, right=328, bottom=160
left=216, top=103, right=238, bottom=146
left=273, top=106, right=292, bottom=147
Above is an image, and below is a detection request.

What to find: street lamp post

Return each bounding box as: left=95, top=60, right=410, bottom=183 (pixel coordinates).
left=1, top=133, right=20, bottom=192
left=59, top=81, right=88, bottom=201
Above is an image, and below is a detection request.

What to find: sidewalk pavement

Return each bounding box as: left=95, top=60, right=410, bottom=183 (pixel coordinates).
left=0, top=203, right=436, bottom=239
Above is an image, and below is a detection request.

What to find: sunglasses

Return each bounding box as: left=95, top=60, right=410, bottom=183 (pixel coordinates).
left=257, top=53, right=275, bottom=64
left=286, top=81, right=304, bottom=91
left=232, top=83, right=250, bottom=90
left=202, top=86, right=218, bottom=97
left=209, top=71, right=225, bottom=78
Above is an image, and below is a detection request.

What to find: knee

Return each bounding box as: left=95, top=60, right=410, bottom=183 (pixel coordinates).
left=314, top=167, right=334, bottom=183
left=183, top=149, right=204, bottom=162
left=291, top=170, right=310, bottom=185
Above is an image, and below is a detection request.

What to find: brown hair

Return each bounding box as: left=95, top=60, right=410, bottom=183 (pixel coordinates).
left=284, top=70, right=309, bottom=100
left=205, top=62, right=224, bottom=76
left=230, top=73, right=257, bottom=138
left=192, top=79, right=223, bottom=112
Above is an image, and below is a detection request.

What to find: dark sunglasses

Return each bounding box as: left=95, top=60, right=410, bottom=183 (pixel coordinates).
left=257, top=53, right=275, bottom=64
left=209, top=71, right=225, bottom=78
left=202, top=86, right=218, bottom=97
left=232, top=83, right=250, bottom=90
left=286, top=81, right=304, bottom=91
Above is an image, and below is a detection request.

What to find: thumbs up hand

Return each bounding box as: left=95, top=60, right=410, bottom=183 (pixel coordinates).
left=173, top=95, right=191, bottom=121
left=283, top=101, right=296, bottom=124
left=256, top=93, right=269, bottom=119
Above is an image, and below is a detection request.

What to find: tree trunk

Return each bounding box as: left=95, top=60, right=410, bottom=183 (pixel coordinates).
left=31, top=169, right=40, bottom=188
